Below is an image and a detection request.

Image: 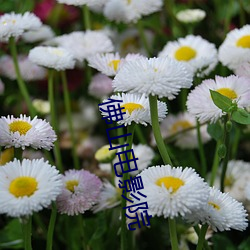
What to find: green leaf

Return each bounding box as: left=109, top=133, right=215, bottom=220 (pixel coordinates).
left=207, top=122, right=223, bottom=141
left=0, top=219, right=23, bottom=249
left=238, top=237, right=250, bottom=250
left=232, top=109, right=250, bottom=125
left=209, top=89, right=234, bottom=112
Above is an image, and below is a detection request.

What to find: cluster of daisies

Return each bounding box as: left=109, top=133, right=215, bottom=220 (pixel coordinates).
left=0, top=114, right=104, bottom=218
left=0, top=1, right=250, bottom=247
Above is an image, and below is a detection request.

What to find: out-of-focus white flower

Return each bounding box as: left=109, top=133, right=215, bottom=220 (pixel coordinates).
left=52, top=31, right=114, bottom=62
left=103, top=0, right=163, bottom=23
left=88, top=73, right=113, bottom=98
left=235, top=62, right=250, bottom=77
left=22, top=24, right=55, bottom=43
left=28, top=46, right=76, bottom=71
left=0, top=12, right=41, bottom=42
left=219, top=25, right=250, bottom=70
left=159, top=35, right=218, bottom=77
left=151, top=112, right=211, bottom=149
left=56, top=0, right=106, bottom=7
left=32, top=99, right=50, bottom=115
left=176, top=9, right=206, bottom=23
left=0, top=55, right=47, bottom=81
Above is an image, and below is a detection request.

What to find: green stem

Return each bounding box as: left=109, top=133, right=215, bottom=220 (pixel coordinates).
left=14, top=148, right=23, bottom=160
left=121, top=124, right=135, bottom=250
left=196, top=224, right=209, bottom=250
left=231, top=126, right=240, bottom=159
left=136, top=20, right=151, bottom=56
left=82, top=4, right=91, bottom=30
left=209, top=141, right=221, bottom=186
left=238, top=0, right=246, bottom=26
left=46, top=203, right=57, bottom=250
left=48, top=70, right=63, bottom=172
left=9, top=37, right=36, bottom=117
left=21, top=216, right=32, bottom=250
left=135, top=125, right=147, bottom=144
left=194, top=226, right=211, bottom=250
left=196, top=120, right=207, bottom=179
left=220, top=116, right=230, bottom=192
left=149, top=95, right=172, bottom=165
left=168, top=218, right=179, bottom=250
left=61, top=71, right=80, bottom=169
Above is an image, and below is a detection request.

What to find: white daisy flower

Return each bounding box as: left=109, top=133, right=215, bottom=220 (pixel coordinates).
left=218, top=25, right=250, bottom=70
left=92, top=180, right=121, bottom=213
left=0, top=114, right=57, bottom=150
left=28, top=46, right=76, bottom=71
left=113, top=57, right=193, bottom=99
left=103, top=0, right=163, bottom=23
left=158, top=35, right=218, bottom=77
left=22, top=24, right=55, bottom=43
left=0, top=55, right=47, bottom=81
left=32, top=99, right=50, bottom=115
left=87, top=52, right=145, bottom=76
left=0, top=158, right=62, bottom=217
left=152, top=112, right=211, bottom=149
left=129, top=144, right=155, bottom=176
left=116, top=28, right=154, bottom=56
left=100, top=93, right=167, bottom=126
left=52, top=31, right=114, bottom=62
left=56, top=0, right=106, bottom=7
left=0, top=12, right=41, bottom=42
left=134, top=165, right=209, bottom=219
left=186, top=187, right=248, bottom=232
left=213, top=160, right=250, bottom=202
left=176, top=9, right=206, bottom=23
left=187, top=75, right=250, bottom=123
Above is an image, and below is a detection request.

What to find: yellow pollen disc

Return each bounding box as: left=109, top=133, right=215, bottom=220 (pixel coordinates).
left=66, top=180, right=79, bottom=192
left=174, top=46, right=197, bottom=61
left=108, top=60, right=121, bottom=71
left=9, top=177, right=38, bottom=197
left=216, top=88, right=237, bottom=99
left=236, top=35, right=250, bottom=48
left=127, top=0, right=131, bottom=4
left=9, top=121, right=32, bottom=135
left=156, top=176, right=184, bottom=193
left=171, top=120, right=192, bottom=134
left=120, top=103, right=144, bottom=115
left=224, top=176, right=234, bottom=187
left=208, top=201, right=220, bottom=210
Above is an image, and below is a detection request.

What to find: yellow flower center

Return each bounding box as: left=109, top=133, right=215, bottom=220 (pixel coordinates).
left=66, top=180, right=79, bottom=192
left=155, top=176, right=184, bottom=193
left=120, top=103, right=144, bottom=115
left=108, top=60, right=121, bottom=72
left=216, top=88, right=237, bottom=99
left=174, top=46, right=197, bottom=61
left=236, top=35, right=250, bottom=48
left=9, top=121, right=32, bottom=135
left=224, top=176, right=234, bottom=187
left=171, top=120, right=192, bottom=134
left=2, top=19, right=16, bottom=25
left=208, top=201, right=220, bottom=210
left=127, top=0, right=131, bottom=4
left=9, top=177, right=38, bottom=197
left=0, top=148, right=14, bottom=166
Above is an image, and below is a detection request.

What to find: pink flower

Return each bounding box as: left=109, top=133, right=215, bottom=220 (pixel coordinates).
left=56, top=169, right=102, bottom=215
